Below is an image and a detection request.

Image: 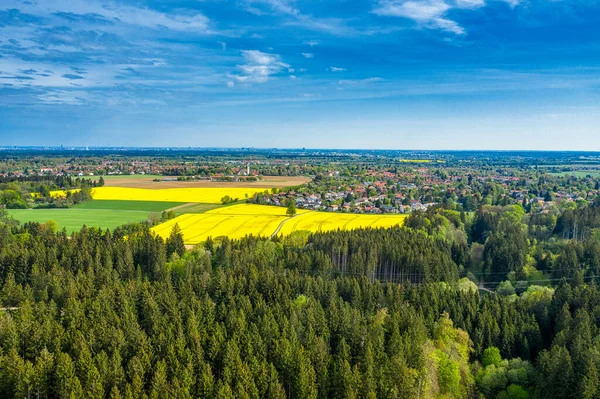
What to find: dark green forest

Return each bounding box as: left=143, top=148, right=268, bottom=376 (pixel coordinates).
left=2, top=202, right=600, bottom=398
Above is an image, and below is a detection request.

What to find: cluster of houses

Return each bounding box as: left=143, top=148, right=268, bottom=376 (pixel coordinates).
left=0, top=161, right=163, bottom=178
left=264, top=187, right=435, bottom=214
left=510, top=189, right=592, bottom=212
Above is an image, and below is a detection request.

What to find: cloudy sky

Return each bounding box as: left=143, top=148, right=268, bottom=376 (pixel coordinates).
left=1, top=0, right=600, bottom=149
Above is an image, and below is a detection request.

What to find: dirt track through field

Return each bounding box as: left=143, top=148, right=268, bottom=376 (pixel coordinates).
left=166, top=202, right=197, bottom=212
left=269, top=211, right=314, bottom=238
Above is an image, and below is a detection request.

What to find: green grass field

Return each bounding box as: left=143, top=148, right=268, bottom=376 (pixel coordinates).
left=7, top=199, right=236, bottom=234
left=8, top=209, right=154, bottom=233
left=76, top=199, right=185, bottom=212
left=549, top=170, right=600, bottom=178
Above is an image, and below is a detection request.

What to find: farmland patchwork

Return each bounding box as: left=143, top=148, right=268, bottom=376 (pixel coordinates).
left=15, top=187, right=408, bottom=241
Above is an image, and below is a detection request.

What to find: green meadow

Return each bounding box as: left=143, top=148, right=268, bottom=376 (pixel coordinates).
left=75, top=199, right=185, bottom=212
left=7, top=200, right=223, bottom=234
left=549, top=170, right=600, bottom=178
left=8, top=208, right=155, bottom=233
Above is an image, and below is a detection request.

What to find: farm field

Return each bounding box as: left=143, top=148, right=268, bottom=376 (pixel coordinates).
left=86, top=175, right=311, bottom=189
left=31, top=189, right=80, bottom=199
left=151, top=204, right=407, bottom=245
left=8, top=209, right=153, bottom=233
left=208, top=204, right=309, bottom=216
left=549, top=170, right=600, bottom=178
left=90, top=187, right=268, bottom=203
left=152, top=208, right=288, bottom=244
left=75, top=200, right=185, bottom=212
left=277, top=211, right=408, bottom=236
left=17, top=188, right=408, bottom=242
left=399, top=159, right=432, bottom=163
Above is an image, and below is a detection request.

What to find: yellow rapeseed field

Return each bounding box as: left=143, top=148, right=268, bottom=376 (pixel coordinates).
left=50, top=189, right=81, bottom=198
left=208, top=204, right=309, bottom=216
left=152, top=212, right=287, bottom=245
left=277, top=212, right=408, bottom=236
left=90, top=187, right=269, bottom=204
left=31, top=189, right=81, bottom=199
left=151, top=203, right=408, bottom=245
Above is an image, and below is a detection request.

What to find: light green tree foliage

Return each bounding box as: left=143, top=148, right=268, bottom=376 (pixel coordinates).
left=44, top=219, right=58, bottom=233
left=482, top=347, right=502, bottom=367
left=422, top=313, right=474, bottom=398
left=498, top=384, right=529, bottom=399
left=437, top=352, right=461, bottom=396
left=519, top=285, right=554, bottom=309
left=286, top=199, right=297, bottom=217
left=476, top=349, right=535, bottom=399
left=496, top=281, right=516, bottom=296
left=457, top=278, right=478, bottom=294
left=0, top=208, right=18, bottom=227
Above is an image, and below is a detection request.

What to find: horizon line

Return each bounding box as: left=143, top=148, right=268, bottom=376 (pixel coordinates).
left=1, top=146, right=600, bottom=153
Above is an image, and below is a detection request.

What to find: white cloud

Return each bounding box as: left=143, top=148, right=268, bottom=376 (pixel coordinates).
left=372, top=0, right=487, bottom=34
left=338, top=77, right=383, bottom=85
left=329, top=66, right=347, bottom=72
left=0, top=58, right=106, bottom=88
left=231, top=50, right=290, bottom=83
left=455, top=0, right=485, bottom=8
left=432, top=18, right=465, bottom=34
left=301, top=53, right=314, bottom=58
left=37, top=90, right=88, bottom=105
left=243, top=0, right=354, bottom=35
left=2, top=0, right=210, bottom=33
left=244, top=0, right=299, bottom=16
left=375, top=0, right=450, bottom=20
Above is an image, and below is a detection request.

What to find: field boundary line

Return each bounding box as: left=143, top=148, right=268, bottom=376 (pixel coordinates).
left=167, top=202, right=198, bottom=212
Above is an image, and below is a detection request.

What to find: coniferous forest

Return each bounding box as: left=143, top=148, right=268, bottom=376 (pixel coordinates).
left=2, top=202, right=600, bottom=398
left=4, top=0, right=600, bottom=391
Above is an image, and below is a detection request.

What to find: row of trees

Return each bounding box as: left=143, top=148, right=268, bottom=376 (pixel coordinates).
left=0, top=177, right=102, bottom=209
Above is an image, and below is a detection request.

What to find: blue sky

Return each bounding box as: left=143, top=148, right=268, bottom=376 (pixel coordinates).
left=1, top=0, right=600, bottom=149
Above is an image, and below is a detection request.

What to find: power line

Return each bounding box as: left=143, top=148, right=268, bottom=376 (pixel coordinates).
left=275, top=267, right=600, bottom=291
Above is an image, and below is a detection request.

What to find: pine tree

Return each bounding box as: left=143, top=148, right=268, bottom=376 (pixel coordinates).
left=166, top=223, right=185, bottom=258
